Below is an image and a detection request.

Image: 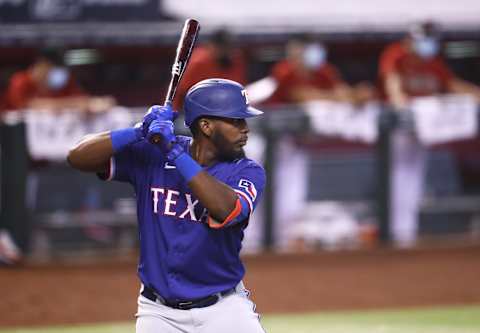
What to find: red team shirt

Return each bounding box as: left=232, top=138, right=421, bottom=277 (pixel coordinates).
left=379, top=42, right=454, bottom=98
left=5, top=70, right=84, bottom=110
left=268, top=60, right=343, bottom=104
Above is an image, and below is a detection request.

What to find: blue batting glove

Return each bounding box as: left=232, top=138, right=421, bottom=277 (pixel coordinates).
left=147, top=119, right=176, bottom=148
left=142, top=104, right=178, bottom=137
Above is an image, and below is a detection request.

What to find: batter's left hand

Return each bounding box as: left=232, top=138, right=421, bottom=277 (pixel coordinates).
left=147, top=119, right=176, bottom=149
left=142, top=104, right=178, bottom=138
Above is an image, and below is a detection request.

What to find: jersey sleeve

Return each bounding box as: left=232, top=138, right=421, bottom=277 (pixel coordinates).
left=379, top=43, right=404, bottom=78
left=228, top=162, right=266, bottom=220
left=434, top=58, right=455, bottom=84
left=64, top=76, right=87, bottom=97
left=100, top=141, right=155, bottom=185
left=271, top=61, right=295, bottom=85
left=268, top=61, right=297, bottom=104
left=110, top=147, right=136, bottom=183
left=6, top=73, right=30, bottom=109
left=101, top=136, right=188, bottom=184
left=207, top=161, right=266, bottom=229
left=324, top=64, right=342, bottom=83
left=98, top=145, right=135, bottom=184
left=228, top=166, right=265, bottom=214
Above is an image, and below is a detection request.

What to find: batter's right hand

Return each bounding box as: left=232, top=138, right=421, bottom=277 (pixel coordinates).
left=142, top=105, right=177, bottom=138
left=147, top=119, right=176, bottom=149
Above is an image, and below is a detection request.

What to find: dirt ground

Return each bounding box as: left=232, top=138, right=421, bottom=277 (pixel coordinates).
left=1, top=244, right=480, bottom=327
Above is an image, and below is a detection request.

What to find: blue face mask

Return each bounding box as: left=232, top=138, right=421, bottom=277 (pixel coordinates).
left=412, top=37, right=439, bottom=59
left=302, top=43, right=327, bottom=70
left=47, top=67, right=70, bottom=90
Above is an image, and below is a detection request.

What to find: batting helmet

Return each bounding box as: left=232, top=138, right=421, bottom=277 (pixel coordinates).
left=184, top=78, right=263, bottom=127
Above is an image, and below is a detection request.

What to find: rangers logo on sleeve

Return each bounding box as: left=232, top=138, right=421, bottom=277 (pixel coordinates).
left=238, top=179, right=257, bottom=201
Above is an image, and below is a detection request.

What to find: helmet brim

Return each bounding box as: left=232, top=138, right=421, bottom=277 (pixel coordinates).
left=184, top=106, right=264, bottom=127
left=243, top=106, right=264, bottom=118
left=222, top=105, right=264, bottom=120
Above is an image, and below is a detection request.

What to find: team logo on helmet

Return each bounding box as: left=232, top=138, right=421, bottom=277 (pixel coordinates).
left=241, top=89, right=250, bottom=105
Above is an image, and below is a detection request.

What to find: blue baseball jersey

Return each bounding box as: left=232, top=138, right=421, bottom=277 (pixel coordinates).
left=105, top=136, right=265, bottom=301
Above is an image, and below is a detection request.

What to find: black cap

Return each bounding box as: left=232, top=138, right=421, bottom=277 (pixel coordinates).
left=38, top=47, right=66, bottom=66
left=409, top=21, right=441, bottom=39
left=291, top=32, right=318, bottom=44
left=210, top=28, right=233, bottom=47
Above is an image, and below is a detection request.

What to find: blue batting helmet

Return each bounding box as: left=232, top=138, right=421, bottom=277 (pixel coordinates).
left=184, top=78, right=263, bottom=127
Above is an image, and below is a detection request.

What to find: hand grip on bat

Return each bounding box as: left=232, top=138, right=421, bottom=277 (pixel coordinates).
left=148, top=102, right=177, bottom=145
left=147, top=118, right=176, bottom=149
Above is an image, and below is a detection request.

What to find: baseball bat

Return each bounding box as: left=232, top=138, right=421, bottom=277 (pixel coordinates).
left=151, top=18, right=200, bottom=144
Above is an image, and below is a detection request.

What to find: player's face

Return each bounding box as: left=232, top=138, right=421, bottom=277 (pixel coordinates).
left=210, top=117, right=249, bottom=161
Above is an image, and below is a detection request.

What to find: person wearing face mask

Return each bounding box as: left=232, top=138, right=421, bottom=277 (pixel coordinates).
left=255, top=34, right=375, bottom=251
left=173, top=28, right=247, bottom=111
left=1, top=48, right=86, bottom=266
left=266, top=34, right=372, bottom=105
left=380, top=21, right=480, bottom=247
left=4, top=48, right=115, bottom=112
left=380, top=21, right=480, bottom=108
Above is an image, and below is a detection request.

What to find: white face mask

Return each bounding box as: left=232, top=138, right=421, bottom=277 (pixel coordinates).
left=47, top=67, right=70, bottom=90
left=302, top=43, right=327, bottom=70
left=412, top=37, right=439, bottom=59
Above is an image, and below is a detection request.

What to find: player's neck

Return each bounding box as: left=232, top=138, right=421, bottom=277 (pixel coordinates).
left=189, top=138, right=219, bottom=167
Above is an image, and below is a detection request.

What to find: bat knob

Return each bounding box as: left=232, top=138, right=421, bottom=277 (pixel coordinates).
left=150, top=135, right=162, bottom=145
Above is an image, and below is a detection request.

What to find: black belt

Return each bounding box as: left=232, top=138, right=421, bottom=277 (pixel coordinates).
left=141, top=286, right=236, bottom=310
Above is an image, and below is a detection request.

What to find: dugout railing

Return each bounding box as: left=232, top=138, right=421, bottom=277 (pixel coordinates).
left=1, top=104, right=480, bottom=257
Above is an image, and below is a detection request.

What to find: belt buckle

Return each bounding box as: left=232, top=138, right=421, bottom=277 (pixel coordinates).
left=177, top=301, right=194, bottom=310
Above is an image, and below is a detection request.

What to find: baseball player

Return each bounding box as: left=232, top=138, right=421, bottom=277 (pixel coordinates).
left=68, top=78, right=266, bottom=332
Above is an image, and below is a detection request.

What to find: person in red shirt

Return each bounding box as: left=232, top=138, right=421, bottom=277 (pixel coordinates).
left=2, top=48, right=116, bottom=264
left=267, top=34, right=373, bottom=105
left=380, top=21, right=480, bottom=247
left=380, top=21, right=480, bottom=108
left=258, top=35, right=375, bottom=251
left=5, top=48, right=114, bottom=112
left=173, top=28, right=247, bottom=111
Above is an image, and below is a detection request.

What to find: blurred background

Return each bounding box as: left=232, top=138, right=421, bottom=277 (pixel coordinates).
left=1, top=1, right=480, bottom=332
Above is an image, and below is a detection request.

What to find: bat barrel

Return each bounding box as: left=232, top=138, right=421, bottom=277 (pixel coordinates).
left=150, top=19, right=200, bottom=145
left=164, top=19, right=200, bottom=105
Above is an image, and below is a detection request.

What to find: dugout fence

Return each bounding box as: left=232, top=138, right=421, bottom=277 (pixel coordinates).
left=1, top=102, right=480, bottom=258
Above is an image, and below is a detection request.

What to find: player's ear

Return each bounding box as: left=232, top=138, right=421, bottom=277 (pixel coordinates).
left=198, top=118, right=214, bottom=137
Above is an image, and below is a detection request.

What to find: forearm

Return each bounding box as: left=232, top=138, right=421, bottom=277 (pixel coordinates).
left=290, top=86, right=352, bottom=103
left=28, top=96, right=90, bottom=111
left=449, top=79, right=480, bottom=102
left=168, top=150, right=238, bottom=222
left=67, top=131, right=113, bottom=172
left=28, top=96, right=116, bottom=113
left=145, top=112, right=241, bottom=223
left=333, top=84, right=355, bottom=103
left=289, top=87, right=331, bottom=102
left=188, top=171, right=238, bottom=222
left=385, top=73, right=408, bottom=109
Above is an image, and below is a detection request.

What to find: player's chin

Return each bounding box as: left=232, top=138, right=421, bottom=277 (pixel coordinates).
left=220, top=147, right=245, bottom=161
left=235, top=146, right=247, bottom=159
left=234, top=147, right=246, bottom=157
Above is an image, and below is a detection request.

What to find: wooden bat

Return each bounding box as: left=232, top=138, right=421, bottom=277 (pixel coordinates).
left=151, top=18, right=200, bottom=144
